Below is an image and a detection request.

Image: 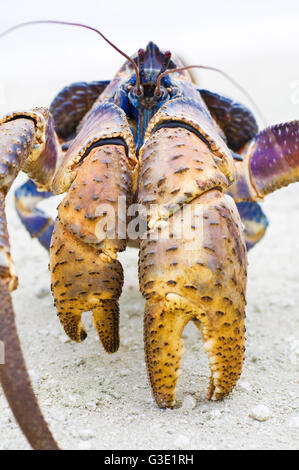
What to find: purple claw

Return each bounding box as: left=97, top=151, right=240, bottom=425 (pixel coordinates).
left=250, top=120, right=299, bottom=197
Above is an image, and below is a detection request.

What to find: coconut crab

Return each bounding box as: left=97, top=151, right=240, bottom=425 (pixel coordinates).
left=0, top=21, right=298, bottom=450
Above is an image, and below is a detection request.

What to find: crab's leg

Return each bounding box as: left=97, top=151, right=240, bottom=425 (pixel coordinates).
left=138, top=123, right=247, bottom=408
left=229, top=120, right=299, bottom=201
left=15, top=179, right=54, bottom=250
left=0, top=111, right=60, bottom=449
left=198, top=89, right=258, bottom=152
left=50, top=101, right=137, bottom=352
left=49, top=80, right=109, bottom=141
left=236, top=201, right=269, bottom=251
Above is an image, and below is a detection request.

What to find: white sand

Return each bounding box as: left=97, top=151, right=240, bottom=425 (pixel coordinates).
left=0, top=0, right=298, bottom=450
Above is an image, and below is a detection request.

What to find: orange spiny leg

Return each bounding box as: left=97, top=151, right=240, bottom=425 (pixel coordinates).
left=50, top=144, right=132, bottom=352
left=138, top=127, right=247, bottom=407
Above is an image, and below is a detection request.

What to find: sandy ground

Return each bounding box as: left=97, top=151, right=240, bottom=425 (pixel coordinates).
left=0, top=0, right=298, bottom=450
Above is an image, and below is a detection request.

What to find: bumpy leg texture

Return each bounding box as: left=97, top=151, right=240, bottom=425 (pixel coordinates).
left=198, top=89, right=258, bottom=152
left=49, top=80, right=109, bottom=141
left=0, top=119, right=35, bottom=193
left=139, top=127, right=247, bottom=407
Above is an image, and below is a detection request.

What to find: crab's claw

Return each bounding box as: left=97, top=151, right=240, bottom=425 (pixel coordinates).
left=138, top=125, right=247, bottom=407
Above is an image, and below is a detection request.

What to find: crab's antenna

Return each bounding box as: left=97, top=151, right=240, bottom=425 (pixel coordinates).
left=0, top=20, right=142, bottom=94
left=155, top=64, right=267, bottom=126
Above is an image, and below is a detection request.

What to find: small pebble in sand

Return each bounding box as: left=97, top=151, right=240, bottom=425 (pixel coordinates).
left=75, top=359, right=86, bottom=367
left=181, top=395, right=196, bottom=409
left=174, top=434, right=190, bottom=449
left=77, top=429, right=96, bottom=440
left=249, top=404, right=272, bottom=421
